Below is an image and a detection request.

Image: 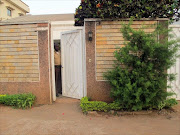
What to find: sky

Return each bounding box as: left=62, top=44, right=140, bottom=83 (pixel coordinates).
left=22, top=0, right=81, bottom=15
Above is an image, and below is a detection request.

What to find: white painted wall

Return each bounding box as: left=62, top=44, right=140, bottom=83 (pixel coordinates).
left=168, top=24, right=180, bottom=100
left=51, top=21, right=80, bottom=40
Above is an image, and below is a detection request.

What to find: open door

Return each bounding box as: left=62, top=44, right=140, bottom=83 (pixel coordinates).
left=61, top=29, right=85, bottom=99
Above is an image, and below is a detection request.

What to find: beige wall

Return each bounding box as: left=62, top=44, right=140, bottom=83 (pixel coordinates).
left=0, top=24, right=39, bottom=82
left=0, top=0, right=29, bottom=21
left=96, top=21, right=157, bottom=80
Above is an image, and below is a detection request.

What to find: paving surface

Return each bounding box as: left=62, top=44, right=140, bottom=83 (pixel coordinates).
left=0, top=97, right=180, bottom=135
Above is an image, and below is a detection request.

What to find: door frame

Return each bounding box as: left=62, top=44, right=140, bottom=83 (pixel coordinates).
left=51, top=27, right=86, bottom=101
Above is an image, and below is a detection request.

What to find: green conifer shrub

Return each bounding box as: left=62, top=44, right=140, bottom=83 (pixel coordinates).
left=104, top=21, right=179, bottom=111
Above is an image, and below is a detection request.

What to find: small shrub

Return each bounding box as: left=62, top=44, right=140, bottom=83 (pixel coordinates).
left=80, top=97, right=121, bottom=113
left=0, top=93, right=36, bottom=109
left=157, top=98, right=178, bottom=110
left=157, top=101, right=167, bottom=110
left=165, top=98, right=178, bottom=108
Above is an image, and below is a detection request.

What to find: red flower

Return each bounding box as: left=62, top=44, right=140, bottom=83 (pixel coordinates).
left=96, top=3, right=101, bottom=8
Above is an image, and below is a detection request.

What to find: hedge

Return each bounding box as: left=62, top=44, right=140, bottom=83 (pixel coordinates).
left=0, top=93, right=36, bottom=109
left=80, top=97, right=121, bottom=113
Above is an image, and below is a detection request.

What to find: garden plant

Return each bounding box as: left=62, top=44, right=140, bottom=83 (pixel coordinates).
left=104, top=21, right=180, bottom=111
left=0, top=93, right=36, bottom=109
left=80, top=96, right=121, bottom=113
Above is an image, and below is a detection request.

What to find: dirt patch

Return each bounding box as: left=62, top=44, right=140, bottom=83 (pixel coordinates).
left=0, top=97, right=180, bottom=135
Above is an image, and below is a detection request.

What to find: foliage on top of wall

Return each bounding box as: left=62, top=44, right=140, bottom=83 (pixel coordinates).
left=75, top=0, right=180, bottom=26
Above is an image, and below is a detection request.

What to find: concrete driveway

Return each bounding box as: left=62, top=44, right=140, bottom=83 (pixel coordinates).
left=0, top=97, right=180, bottom=135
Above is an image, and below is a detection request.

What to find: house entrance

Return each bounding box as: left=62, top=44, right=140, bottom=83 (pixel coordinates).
left=51, top=27, right=86, bottom=101
left=54, top=40, right=62, bottom=97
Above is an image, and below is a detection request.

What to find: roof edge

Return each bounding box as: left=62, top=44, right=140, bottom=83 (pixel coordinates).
left=6, top=0, right=30, bottom=13
left=169, top=25, right=180, bottom=28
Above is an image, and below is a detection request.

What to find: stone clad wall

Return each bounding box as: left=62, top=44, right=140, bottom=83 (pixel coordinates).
left=96, top=21, right=157, bottom=80
left=0, top=23, right=52, bottom=104
left=0, top=24, right=39, bottom=82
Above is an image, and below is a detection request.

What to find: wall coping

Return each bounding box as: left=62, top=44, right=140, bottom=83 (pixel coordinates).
left=169, top=25, right=180, bottom=28
left=84, top=18, right=169, bottom=22
left=0, top=21, right=49, bottom=26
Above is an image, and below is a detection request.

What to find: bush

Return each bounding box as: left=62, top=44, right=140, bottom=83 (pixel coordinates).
left=165, top=98, right=178, bottom=108
left=157, top=98, right=178, bottom=110
left=80, top=97, right=121, bottom=113
left=104, top=21, right=180, bottom=111
left=0, top=93, right=36, bottom=109
left=75, top=0, right=180, bottom=26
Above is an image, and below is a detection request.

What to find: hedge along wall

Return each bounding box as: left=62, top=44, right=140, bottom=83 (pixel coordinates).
left=0, top=23, right=52, bottom=104
left=85, top=19, right=168, bottom=102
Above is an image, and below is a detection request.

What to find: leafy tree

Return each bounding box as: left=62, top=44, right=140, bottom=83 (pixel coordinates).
left=104, top=21, right=180, bottom=111
left=75, top=0, right=180, bottom=26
